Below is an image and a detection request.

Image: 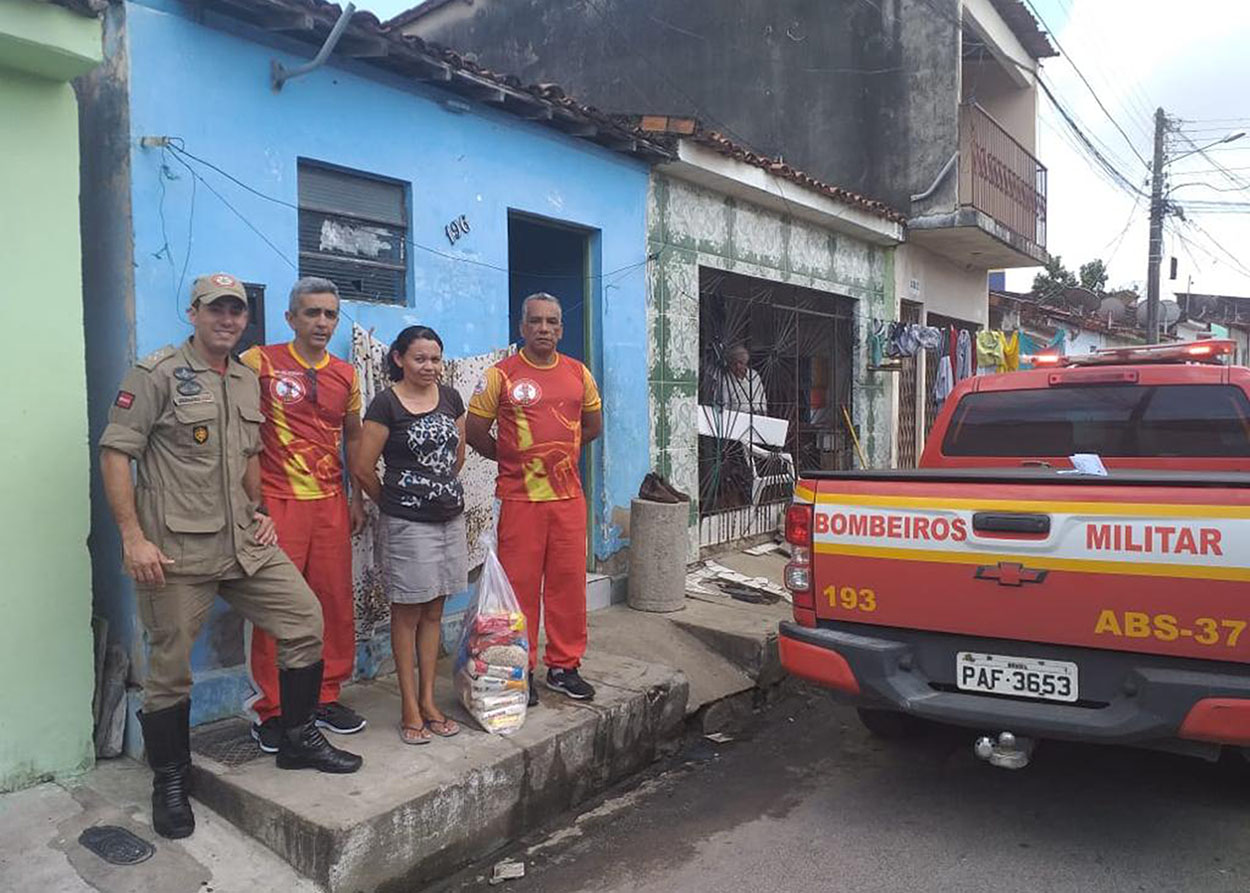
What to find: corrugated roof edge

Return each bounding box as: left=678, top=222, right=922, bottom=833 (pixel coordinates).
left=623, top=114, right=906, bottom=224
left=154, top=0, right=672, bottom=163
left=988, top=0, right=1059, bottom=59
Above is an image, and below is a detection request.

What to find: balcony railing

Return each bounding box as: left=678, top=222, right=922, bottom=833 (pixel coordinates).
left=959, top=102, right=1047, bottom=250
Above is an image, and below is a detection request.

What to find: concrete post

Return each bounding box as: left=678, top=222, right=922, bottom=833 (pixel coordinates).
left=627, top=499, right=687, bottom=613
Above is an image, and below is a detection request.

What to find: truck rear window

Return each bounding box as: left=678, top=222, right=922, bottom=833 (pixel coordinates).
left=941, top=385, right=1250, bottom=457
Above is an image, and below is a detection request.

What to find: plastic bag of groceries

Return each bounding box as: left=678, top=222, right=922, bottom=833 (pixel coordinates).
left=453, top=533, right=529, bottom=734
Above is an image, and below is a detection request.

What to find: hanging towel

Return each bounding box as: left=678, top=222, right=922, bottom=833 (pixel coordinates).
left=868, top=320, right=886, bottom=366
left=1003, top=331, right=1020, bottom=371
left=934, top=354, right=954, bottom=405
left=956, top=329, right=974, bottom=380
left=915, top=325, right=944, bottom=352
left=976, top=330, right=1005, bottom=370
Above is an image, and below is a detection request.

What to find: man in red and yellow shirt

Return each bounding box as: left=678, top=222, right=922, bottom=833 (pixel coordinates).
left=468, top=292, right=602, bottom=703
left=240, top=277, right=367, bottom=749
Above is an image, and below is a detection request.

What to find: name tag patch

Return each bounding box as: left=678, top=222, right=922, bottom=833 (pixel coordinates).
left=173, top=392, right=214, bottom=406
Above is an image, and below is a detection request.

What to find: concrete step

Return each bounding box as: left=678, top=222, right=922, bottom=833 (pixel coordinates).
left=668, top=596, right=790, bottom=689
left=586, top=604, right=755, bottom=715
left=188, top=653, right=687, bottom=893
left=586, top=572, right=614, bottom=612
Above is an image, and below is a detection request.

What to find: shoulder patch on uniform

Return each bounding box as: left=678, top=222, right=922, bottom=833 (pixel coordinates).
left=136, top=345, right=176, bottom=371
left=115, top=390, right=134, bottom=409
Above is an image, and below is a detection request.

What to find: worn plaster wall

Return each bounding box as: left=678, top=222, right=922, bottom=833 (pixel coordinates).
left=647, top=173, right=894, bottom=559
left=0, top=0, right=101, bottom=791
left=894, top=243, right=989, bottom=328
left=87, top=0, right=651, bottom=725
left=400, top=0, right=962, bottom=211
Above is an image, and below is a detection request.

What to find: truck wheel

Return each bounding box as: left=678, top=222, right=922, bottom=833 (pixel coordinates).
left=856, top=708, right=921, bottom=740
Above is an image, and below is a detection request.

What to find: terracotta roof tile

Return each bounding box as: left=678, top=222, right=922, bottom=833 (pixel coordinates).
left=626, top=115, right=905, bottom=224
left=197, top=0, right=671, bottom=161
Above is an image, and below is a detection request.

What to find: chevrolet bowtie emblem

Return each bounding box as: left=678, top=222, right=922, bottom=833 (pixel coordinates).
left=974, top=562, right=1048, bottom=587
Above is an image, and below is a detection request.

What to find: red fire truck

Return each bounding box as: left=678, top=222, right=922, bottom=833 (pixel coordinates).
left=780, top=340, right=1250, bottom=767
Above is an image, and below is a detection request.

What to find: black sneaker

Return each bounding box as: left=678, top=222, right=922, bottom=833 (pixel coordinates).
left=546, top=667, right=595, bottom=701
left=251, top=718, right=282, bottom=754
left=314, top=702, right=367, bottom=735
left=528, top=672, right=539, bottom=708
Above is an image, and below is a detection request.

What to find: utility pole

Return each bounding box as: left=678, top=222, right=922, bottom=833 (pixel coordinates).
left=1145, top=107, right=1168, bottom=343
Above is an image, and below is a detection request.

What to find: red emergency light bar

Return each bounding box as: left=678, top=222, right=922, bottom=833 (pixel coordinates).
left=1025, top=339, right=1235, bottom=368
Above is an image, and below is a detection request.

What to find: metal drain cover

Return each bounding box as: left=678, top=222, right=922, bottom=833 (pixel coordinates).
left=79, top=825, right=154, bottom=865
left=190, top=717, right=266, bottom=767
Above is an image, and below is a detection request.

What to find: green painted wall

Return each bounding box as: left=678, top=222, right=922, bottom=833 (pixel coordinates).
left=647, top=172, right=895, bottom=558
left=0, top=0, right=101, bottom=791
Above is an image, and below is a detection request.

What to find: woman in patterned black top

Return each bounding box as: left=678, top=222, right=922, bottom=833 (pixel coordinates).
left=354, top=326, right=467, bottom=745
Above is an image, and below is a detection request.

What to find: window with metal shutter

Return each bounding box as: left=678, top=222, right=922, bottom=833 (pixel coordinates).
left=297, top=161, right=408, bottom=305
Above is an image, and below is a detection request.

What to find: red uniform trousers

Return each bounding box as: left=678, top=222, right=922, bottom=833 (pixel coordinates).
left=247, top=493, right=354, bottom=721
left=497, top=496, right=588, bottom=671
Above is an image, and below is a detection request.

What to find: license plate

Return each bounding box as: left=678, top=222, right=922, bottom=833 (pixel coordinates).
left=955, top=652, right=1079, bottom=703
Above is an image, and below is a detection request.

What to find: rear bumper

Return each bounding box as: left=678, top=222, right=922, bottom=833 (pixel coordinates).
left=780, top=621, right=1250, bottom=747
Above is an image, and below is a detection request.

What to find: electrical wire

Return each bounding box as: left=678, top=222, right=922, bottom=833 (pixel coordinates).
left=1175, top=132, right=1250, bottom=192
left=166, top=149, right=297, bottom=270
left=1038, top=77, right=1148, bottom=199
left=1019, top=0, right=1151, bottom=170
left=1182, top=219, right=1250, bottom=280
left=1101, top=192, right=1143, bottom=266
left=163, top=141, right=654, bottom=282
left=1043, top=0, right=1156, bottom=146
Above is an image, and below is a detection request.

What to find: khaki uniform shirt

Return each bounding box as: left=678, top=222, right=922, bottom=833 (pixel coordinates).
left=100, top=339, right=274, bottom=578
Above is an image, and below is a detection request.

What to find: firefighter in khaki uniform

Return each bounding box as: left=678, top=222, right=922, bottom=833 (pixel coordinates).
left=99, top=273, right=362, bottom=843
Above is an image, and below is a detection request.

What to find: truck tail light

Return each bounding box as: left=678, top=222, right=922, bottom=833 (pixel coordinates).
left=784, top=503, right=815, bottom=622
left=785, top=503, right=813, bottom=545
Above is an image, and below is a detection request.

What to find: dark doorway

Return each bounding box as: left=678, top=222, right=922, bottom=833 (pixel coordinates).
left=506, top=212, right=596, bottom=570
left=507, top=213, right=590, bottom=363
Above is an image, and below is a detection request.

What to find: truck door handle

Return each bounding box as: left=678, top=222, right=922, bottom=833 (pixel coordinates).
left=972, top=512, right=1051, bottom=535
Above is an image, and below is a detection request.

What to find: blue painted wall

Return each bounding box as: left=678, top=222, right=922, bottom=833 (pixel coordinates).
left=96, top=0, right=651, bottom=723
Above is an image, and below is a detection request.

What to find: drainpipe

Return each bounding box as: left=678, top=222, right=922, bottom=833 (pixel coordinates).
left=271, top=2, right=356, bottom=92
left=910, top=151, right=958, bottom=204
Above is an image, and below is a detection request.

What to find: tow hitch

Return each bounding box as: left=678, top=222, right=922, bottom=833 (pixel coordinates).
left=973, top=731, right=1035, bottom=769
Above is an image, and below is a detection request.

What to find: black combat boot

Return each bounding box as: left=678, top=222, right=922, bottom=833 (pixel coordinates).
left=276, top=661, right=363, bottom=774
left=138, top=700, right=196, bottom=839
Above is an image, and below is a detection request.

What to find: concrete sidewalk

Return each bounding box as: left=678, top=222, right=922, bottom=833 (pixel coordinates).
left=190, top=650, right=686, bottom=892
left=0, top=593, right=787, bottom=892
left=0, top=759, right=319, bottom=893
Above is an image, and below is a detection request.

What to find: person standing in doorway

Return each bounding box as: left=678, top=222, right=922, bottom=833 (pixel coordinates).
left=353, top=325, right=467, bottom=744
left=240, top=277, right=368, bottom=754
left=466, top=292, right=603, bottom=705
left=99, top=273, right=362, bottom=841
left=716, top=343, right=767, bottom=415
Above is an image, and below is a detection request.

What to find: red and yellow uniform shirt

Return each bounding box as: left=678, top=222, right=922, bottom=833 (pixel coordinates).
left=239, top=342, right=361, bottom=501
left=468, top=352, right=601, bottom=502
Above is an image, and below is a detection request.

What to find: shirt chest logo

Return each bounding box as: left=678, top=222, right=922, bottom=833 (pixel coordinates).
left=271, top=373, right=309, bottom=405
left=510, top=378, right=542, bottom=407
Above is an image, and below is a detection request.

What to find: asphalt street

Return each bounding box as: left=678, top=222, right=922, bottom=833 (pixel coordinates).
left=441, top=687, right=1250, bottom=893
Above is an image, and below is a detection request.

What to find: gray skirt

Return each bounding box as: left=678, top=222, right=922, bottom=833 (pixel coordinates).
left=377, top=513, right=469, bottom=605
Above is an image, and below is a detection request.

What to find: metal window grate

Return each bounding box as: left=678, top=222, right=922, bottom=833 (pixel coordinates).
left=697, top=268, right=855, bottom=547
left=896, top=300, right=922, bottom=468
left=297, top=161, right=408, bottom=305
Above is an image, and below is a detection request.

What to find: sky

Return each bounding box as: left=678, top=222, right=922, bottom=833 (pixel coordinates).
left=364, top=0, right=1250, bottom=299
left=1017, top=0, right=1250, bottom=299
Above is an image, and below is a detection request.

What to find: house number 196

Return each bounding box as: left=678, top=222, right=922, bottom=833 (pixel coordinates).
left=445, top=215, right=470, bottom=245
